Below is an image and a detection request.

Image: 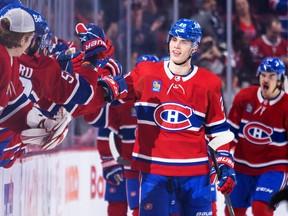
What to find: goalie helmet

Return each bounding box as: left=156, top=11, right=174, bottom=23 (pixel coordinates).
left=136, top=54, right=159, bottom=65
left=256, top=57, right=285, bottom=81
left=167, top=18, right=202, bottom=46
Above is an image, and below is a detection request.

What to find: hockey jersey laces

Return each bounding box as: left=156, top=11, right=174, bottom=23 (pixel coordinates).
left=166, top=82, right=186, bottom=95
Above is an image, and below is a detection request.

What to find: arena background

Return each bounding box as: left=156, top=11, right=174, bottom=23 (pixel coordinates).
left=1, top=0, right=287, bottom=215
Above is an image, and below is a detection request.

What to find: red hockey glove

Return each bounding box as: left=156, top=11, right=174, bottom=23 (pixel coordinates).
left=75, top=23, right=107, bottom=62
left=102, top=157, right=124, bottom=185
left=98, top=58, right=123, bottom=77
left=97, top=37, right=115, bottom=60
left=210, top=151, right=236, bottom=194
left=71, top=51, right=84, bottom=73
left=98, top=76, right=127, bottom=102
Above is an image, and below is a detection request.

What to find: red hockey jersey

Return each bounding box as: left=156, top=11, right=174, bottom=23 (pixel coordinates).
left=0, top=44, right=34, bottom=133
left=123, top=61, right=230, bottom=176
left=228, top=86, right=288, bottom=175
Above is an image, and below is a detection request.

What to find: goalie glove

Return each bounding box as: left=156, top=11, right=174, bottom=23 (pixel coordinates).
left=210, top=151, right=236, bottom=194
left=98, top=76, right=128, bottom=102
left=102, top=157, right=124, bottom=185
left=20, top=106, right=72, bottom=150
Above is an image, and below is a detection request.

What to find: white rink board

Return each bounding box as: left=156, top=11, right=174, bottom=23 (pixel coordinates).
left=0, top=148, right=287, bottom=216
left=1, top=149, right=108, bottom=216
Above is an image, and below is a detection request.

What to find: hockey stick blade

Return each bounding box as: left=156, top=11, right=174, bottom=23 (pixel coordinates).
left=108, top=131, right=131, bottom=166
left=208, top=131, right=234, bottom=151
left=208, top=131, right=235, bottom=216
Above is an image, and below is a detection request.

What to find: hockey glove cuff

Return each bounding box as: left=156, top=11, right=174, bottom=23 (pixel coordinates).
left=102, top=158, right=124, bottom=185
left=98, top=76, right=127, bottom=102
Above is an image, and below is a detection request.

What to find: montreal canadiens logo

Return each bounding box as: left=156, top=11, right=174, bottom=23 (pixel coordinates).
left=243, top=121, right=273, bottom=145
left=154, top=102, right=193, bottom=131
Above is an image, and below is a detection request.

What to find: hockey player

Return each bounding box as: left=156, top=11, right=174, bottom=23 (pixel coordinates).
left=0, top=5, right=126, bottom=167
left=83, top=55, right=160, bottom=216
left=0, top=7, right=69, bottom=154
left=108, top=18, right=236, bottom=216
left=92, top=110, right=129, bottom=216
left=226, top=57, right=288, bottom=216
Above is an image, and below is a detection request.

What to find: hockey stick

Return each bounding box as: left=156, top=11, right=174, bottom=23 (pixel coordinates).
left=208, top=131, right=235, bottom=216
left=108, top=131, right=131, bottom=166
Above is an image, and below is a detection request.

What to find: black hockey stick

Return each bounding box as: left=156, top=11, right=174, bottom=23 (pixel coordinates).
left=208, top=132, right=235, bottom=216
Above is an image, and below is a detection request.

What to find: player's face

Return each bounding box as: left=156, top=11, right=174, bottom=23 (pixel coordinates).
left=169, top=36, right=193, bottom=64
left=259, top=71, right=280, bottom=99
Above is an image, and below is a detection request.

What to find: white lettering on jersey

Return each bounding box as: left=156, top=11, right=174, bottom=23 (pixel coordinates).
left=19, top=64, right=33, bottom=78
left=61, top=71, right=74, bottom=83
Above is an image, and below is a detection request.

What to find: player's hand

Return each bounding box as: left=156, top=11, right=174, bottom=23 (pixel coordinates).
left=210, top=152, right=236, bottom=194
left=49, top=36, right=69, bottom=55
left=102, top=158, right=124, bottom=185
left=75, top=23, right=107, bottom=61
left=98, top=76, right=127, bottom=102
left=98, top=58, right=123, bottom=77
left=55, top=48, right=83, bottom=74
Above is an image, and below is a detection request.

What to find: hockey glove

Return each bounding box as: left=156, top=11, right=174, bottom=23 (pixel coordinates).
left=55, top=48, right=83, bottom=74
left=98, top=76, right=128, bottom=102
left=102, top=158, right=124, bottom=185
left=210, top=151, right=236, bottom=194
left=75, top=23, right=107, bottom=63
left=49, top=36, right=69, bottom=55
left=98, top=58, right=123, bottom=77
left=20, top=107, right=72, bottom=150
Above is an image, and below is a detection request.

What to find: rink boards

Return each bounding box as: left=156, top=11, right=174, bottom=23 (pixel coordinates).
left=0, top=147, right=287, bottom=216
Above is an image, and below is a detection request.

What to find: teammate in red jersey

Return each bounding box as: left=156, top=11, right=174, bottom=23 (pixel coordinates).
left=226, top=57, right=288, bottom=216
left=112, top=18, right=236, bottom=216
left=0, top=7, right=69, bottom=149
left=0, top=4, right=126, bottom=167
left=86, top=55, right=180, bottom=216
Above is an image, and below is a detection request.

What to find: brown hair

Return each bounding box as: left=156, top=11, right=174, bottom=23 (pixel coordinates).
left=0, top=17, right=34, bottom=48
